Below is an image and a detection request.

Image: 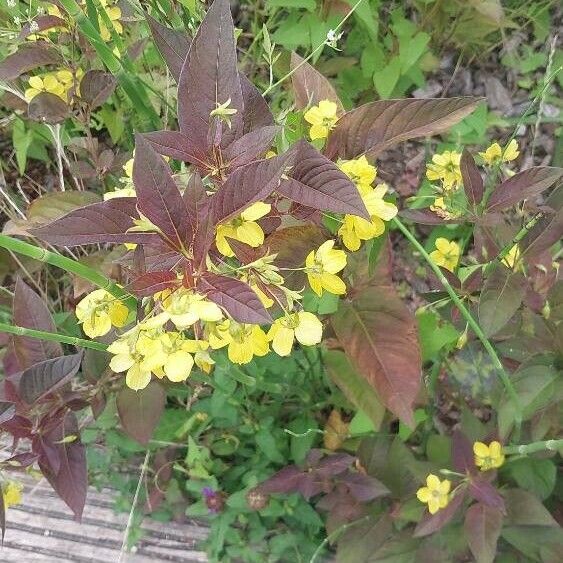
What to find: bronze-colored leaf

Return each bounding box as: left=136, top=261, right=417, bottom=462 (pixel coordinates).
left=461, top=149, right=484, bottom=206
left=0, top=43, right=61, bottom=80
left=28, top=92, right=69, bottom=124
left=79, top=70, right=116, bottom=109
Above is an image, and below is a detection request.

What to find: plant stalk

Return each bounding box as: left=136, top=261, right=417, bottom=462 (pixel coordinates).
left=0, top=322, right=107, bottom=352
left=0, top=235, right=137, bottom=310
left=503, top=439, right=563, bottom=455
left=392, top=217, right=522, bottom=435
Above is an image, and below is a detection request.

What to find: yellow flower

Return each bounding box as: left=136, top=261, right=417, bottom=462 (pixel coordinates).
left=123, top=157, right=134, bottom=178
left=430, top=238, right=460, bottom=273
left=426, top=150, right=462, bottom=190
left=152, top=332, right=204, bottom=383
left=473, top=441, right=505, bottom=471
left=215, top=202, right=271, bottom=257
left=339, top=184, right=398, bottom=251
left=147, top=287, right=223, bottom=330
left=416, top=474, right=451, bottom=514
left=305, top=240, right=347, bottom=296
left=430, top=196, right=461, bottom=220
left=304, top=100, right=339, bottom=140
left=208, top=320, right=269, bottom=364
left=97, top=0, right=122, bottom=42
left=3, top=481, right=23, bottom=509
left=338, top=156, right=377, bottom=192
left=501, top=244, right=521, bottom=269
left=25, top=74, right=66, bottom=102
left=75, top=289, right=129, bottom=338
left=267, top=311, right=323, bottom=356
left=479, top=139, right=519, bottom=165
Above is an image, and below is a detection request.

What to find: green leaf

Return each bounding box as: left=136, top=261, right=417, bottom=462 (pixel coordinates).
left=399, top=31, right=430, bottom=71
left=266, top=0, right=315, bottom=10
left=504, top=489, right=558, bottom=527
left=373, top=57, right=401, bottom=99
left=348, top=409, right=376, bottom=436
left=504, top=457, right=557, bottom=500
left=256, top=428, right=285, bottom=463
left=12, top=118, right=33, bottom=175
left=324, top=350, right=385, bottom=431
left=287, top=416, right=318, bottom=464
left=417, top=310, right=459, bottom=362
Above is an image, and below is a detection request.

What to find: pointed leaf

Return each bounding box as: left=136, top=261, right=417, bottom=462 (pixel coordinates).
left=38, top=412, right=87, bottom=519
left=128, top=271, right=180, bottom=297
left=486, top=167, right=563, bottom=212
left=31, top=198, right=157, bottom=246
left=0, top=402, right=16, bottom=426
left=468, top=478, right=505, bottom=512
left=19, top=353, right=82, bottom=404
left=19, top=15, right=66, bottom=39
left=413, top=487, right=466, bottom=537
left=133, top=133, right=190, bottom=249
left=478, top=265, right=526, bottom=337
left=290, top=52, right=343, bottom=112
left=0, top=43, right=61, bottom=80
left=13, top=278, right=62, bottom=369
left=325, top=97, right=481, bottom=160
left=464, top=503, right=503, bottom=563
left=240, top=73, right=275, bottom=133
left=143, top=130, right=208, bottom=168
left=146, top=15, right=191, bottom=83
left=278, top=141, right=369, bottom=219
left=79, top=70, right=116, bottom=109
left=28, top=92, right=69, bottom=124
left=224, top=125, right=279, bottom=170
left=117, top=382, right=165, bottom=445
left=461, top=149, right=484, bottom=206
left=504, top=488, right=558, bottom=527
left=178, top=0, right=243, bottom=149
left=331, top=260, right=421, bottom=425
left=200, top=272, right=272, bottom=324
left=211, top=152, right=291, bottom=224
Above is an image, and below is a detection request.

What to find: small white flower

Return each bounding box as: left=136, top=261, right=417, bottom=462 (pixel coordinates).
left=29, top=20, right=39, bottom=33
left=7, top=0, right=16, bottom=8
left=326, top=29, right=344, bottom=50
left=13, top=15, right=20, bottom=25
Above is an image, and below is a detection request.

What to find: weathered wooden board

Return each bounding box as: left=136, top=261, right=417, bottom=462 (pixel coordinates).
left=1, top=475, right=208, bottom=562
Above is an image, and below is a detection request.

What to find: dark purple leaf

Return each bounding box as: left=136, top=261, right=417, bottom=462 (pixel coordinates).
left=19, top=353, right=82, bottom=404
left=133, top=134, right=191, bottom=249
left=146, top=15, right=191, bottom=83
left=478, top=265, right=526, bottom=337
left=340, top=472, right=390, bottom=501
left=325, top=97, right=481, bottom=160
left=79, top=70, right=116, bottom=109
left=0, top=402, right=15, bottom=426
left=521, top=188, right=563, bottom=257
left=413, top=487, right=466, bottom=537
left=211, top=152, right=291, bottom=224
left=116, top=382, right=165, bottom=445
left=200, top=273, right=272, bottom=324
left=461, top=149, right=484, bottom=206
left=183, top=172, right=209, bottom=229
left=486, top=167, right=563, bottom=212
left=278, top=140, right=370, bottom=219
left=177, top=0, right=243, bottom=149
left=452, top=430, right=476, bottom=474
left=28, top=92, right=69, bottom=124
left=39, top=412, right=87, bottom=519
left=257, top=465, right=307, bottom=495
left=224, top=125, right=279, bottom=170
left=315, top=452, right=355, bottom=478
left=31, top=197, right=157, bottom=246
left=0, top=43, right=61, bottom=80
left=19, top=15, right=66, bottom=39
left=240, top=73, right=275, bottom=133
left=13, top=278, right=62, bottom=369
left=143, top=130, right=208, bottom=168
left=464, top=503, right=503, bottom=563
left=2, top=452, right=39, bottom=470
left=127, top=271, right=180, bottom=297
left=469, top=478, right=505, bottom=512
left=290, top=52, right=343, bottom=113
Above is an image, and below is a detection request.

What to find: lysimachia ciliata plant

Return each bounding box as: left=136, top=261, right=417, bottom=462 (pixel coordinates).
left=0, top=0, right=562, bottom=558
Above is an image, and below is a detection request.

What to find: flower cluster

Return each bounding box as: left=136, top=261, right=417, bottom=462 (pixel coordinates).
left=2, top=481, right=23, bottom=509
left=430, top=237, right=460, bottom=273
left=25, top=69, right=82, bottom=102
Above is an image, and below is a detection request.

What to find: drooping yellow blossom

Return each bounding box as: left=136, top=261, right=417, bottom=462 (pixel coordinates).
left=75, top=289, right=129, bottom=338
left=339, top=184, right=398, bottom=251
left=215, top=202, right=271, bottom=257
left=501, top=244, right=521, bottom=269
left=430, top=238, right=460, bottom=273
left=151, top=332, right=203, bottom=383
left=338, top=156, right=377, bottom=192
left=239, top=254, right=287, bottom=309
left=479, top=139, right=519, bottom=165
left=416, top=474, right=451, bottom=514
left=473, top=441, right=505, bottom=471
left=304, top=100, right=339, bottom=140
left=208, top=320, right=269, bottom=364
left=267, top=311, right=323, bottom=356
left=426, top=150, right=462, bottom=190
left=305, top=240, right=347, bottom=296
left=3, top=481, right=23, bottom=509
left=147, top=287, right=223, bottom=330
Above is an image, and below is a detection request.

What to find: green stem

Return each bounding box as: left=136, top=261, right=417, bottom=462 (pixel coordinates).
left=0, top=235, right=137, bottom=311
left=504, top=439, right=563, bottom=455
left=392, top=218, right=522, bottom=435
left=0, top=322, right=107, bottom=352
left=262, top=0, right=365, bottom=97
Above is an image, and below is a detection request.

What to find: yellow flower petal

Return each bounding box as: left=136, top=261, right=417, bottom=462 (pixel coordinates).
left=270, top=324, right=294, bottom=356
left=294, top=312, right=323, bottom=346
left=241, top=202, right=271, bottom=221
left=126, top=364, right=152, bottom=391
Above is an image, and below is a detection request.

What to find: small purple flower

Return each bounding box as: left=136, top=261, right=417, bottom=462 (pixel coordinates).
left=202, top=487, right=224, bottom=513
